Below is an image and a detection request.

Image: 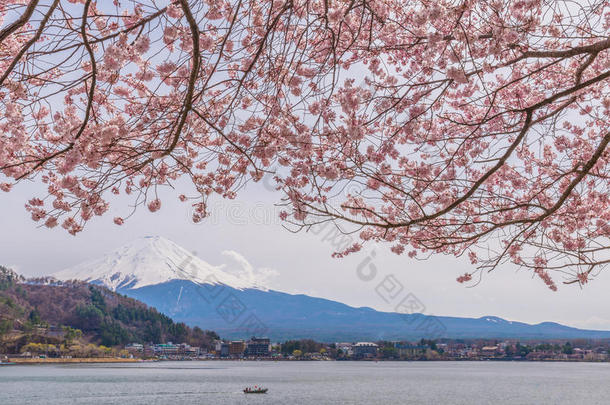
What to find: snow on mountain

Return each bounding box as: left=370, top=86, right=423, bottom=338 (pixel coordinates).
left=53, top=236, right=266, bottom=291
left=50, top=237, right=610, bottom=341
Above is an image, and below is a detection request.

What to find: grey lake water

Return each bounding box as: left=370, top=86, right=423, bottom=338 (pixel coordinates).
left=1, top=360, right=610, bottom=404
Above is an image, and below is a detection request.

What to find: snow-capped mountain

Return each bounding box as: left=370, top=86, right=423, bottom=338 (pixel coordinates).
left=53, top=236, right=264, bottom=291
left=53, top=236, right=610, bottom=341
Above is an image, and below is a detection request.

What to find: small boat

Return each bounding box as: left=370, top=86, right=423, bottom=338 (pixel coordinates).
left=243, top=386, right=268, bottom=394
left=0, top=362, right=16, bottom=366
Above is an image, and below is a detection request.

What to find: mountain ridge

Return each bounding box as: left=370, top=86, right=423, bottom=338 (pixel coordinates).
left=53, top=236, right=610, bottom=341
left=124, top=279, right=610, bottom=341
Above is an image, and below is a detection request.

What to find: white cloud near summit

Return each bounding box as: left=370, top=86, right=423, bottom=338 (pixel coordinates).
left=220, top=250, right=280, bottom=290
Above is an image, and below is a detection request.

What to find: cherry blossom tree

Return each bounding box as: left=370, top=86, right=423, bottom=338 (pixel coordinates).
left=2, top=0, right=610, bottom=289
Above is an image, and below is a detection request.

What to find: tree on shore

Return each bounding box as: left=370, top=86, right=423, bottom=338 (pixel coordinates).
left=2, top=1, right=610, bottom=288
left=62, top=326, right=83, bottom=344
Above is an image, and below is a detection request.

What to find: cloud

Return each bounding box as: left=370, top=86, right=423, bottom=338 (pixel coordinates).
left=219, top=250, right=279, bottom=289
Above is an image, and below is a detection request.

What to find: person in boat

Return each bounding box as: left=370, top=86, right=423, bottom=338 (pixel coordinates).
left=245, top=386, right=266, bottom=393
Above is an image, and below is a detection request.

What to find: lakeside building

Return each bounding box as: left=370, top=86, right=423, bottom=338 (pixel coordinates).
left=154, top=343, right=179, bottom=356
left=125, top=343, right=144, bottom=353
left=481, top=346, right=501, bottom=357
left=578, top=352, right=600, bottom=361
left=178, top=343, right=201, bottom=357
left=353, top=342, right=378, bottom=358
left=336, top=343, right=353, bottom=356
left=124, top=342, right=200, bottom=358
left=245, top=337, right=271, bottom=357
left=216, top=342, right=230, bottom=357
left=229, top=341, right=246, bottom=357
left=395, top=343, right=428, bottom=357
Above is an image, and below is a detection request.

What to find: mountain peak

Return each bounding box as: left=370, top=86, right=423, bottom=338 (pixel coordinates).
left=53, top=236, right=263, bottom=291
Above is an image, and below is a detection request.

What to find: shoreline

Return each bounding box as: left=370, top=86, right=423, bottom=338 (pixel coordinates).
left=6, top=357, right=141, bottom=364
left=4, top=357, right=610, bottom=364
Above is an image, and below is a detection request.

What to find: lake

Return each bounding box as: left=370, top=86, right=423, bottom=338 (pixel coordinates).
left=1, top=360, right=609, bottom=404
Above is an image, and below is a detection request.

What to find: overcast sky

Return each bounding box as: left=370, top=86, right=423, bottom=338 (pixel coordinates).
left=3, top=175, right=610, bottom=331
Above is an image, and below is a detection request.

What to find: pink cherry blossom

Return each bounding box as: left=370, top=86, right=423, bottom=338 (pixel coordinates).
left=166, top=4, right=183, bottom=19
left=147, top=199, right=162, bottom=212
left=45, top=217, right=58, bottom=228
left=2, top=0, right=610, bottom=290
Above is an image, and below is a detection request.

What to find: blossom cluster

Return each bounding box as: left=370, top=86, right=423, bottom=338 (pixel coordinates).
left=2, top=0, right=610, bottom=288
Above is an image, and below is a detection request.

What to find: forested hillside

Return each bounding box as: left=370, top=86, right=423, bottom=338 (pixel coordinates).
left=0, top=266, right=218, bottom=354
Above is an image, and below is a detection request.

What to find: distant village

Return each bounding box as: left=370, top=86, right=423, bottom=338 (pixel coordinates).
left=7, top=321, right=610, bottom=363
left=120, top=337, right=610, bottom=362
